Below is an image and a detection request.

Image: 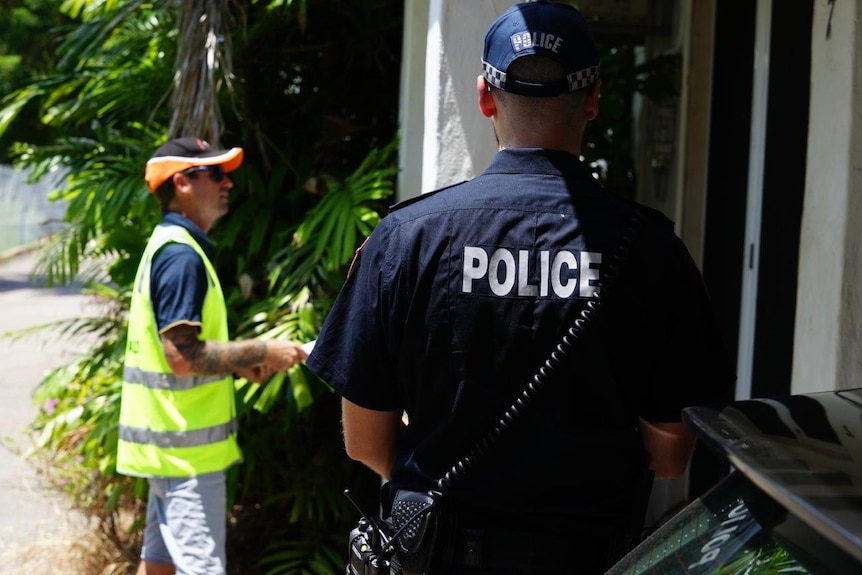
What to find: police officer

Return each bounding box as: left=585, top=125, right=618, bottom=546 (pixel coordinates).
left=307, top=2, right=734, bottom=572
left=118, top=137, right=306, bottom=575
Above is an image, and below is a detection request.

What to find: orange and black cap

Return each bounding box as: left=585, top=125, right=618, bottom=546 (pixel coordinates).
left=145, top=137, right=244, bottom=192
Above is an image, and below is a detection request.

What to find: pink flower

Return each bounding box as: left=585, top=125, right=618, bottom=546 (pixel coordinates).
left=44, top=399, right=59, bottom=416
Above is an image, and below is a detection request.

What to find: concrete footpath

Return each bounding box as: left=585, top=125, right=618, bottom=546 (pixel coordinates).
left=0, top=246, right=93, bottom=572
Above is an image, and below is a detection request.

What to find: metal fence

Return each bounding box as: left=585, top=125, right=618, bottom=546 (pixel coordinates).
left=0, top=165, right=67, bottom=254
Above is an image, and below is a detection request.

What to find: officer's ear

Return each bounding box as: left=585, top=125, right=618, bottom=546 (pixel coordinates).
left=477, top=75, right=496, bottom=118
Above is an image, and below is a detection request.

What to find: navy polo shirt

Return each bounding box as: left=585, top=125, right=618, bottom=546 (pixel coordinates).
left=150, top=212, right=213, bottom=333
left=307, top=148, right=734, bottom=529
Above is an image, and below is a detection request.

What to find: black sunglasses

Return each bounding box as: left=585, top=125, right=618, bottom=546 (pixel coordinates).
left=182, top=165, right=226, bottom=182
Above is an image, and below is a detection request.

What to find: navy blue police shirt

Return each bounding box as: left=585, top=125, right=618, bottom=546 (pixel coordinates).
left=150, top=212, right=211, bottom=332
left=306, top=148, right=734, bottom=532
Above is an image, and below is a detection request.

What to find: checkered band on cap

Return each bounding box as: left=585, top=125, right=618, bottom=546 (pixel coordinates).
left=484, top=60, right=599, bottom=94
left=483, top=60, right=507, bottom=90
left=568, top=65, right=600, bottom=92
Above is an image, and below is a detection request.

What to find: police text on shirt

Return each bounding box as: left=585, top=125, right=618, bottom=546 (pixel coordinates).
left=462, top=246, right=602, bottom=299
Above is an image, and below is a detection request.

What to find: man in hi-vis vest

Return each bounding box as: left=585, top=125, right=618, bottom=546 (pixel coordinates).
left=119, top=137, right=307, bottom=575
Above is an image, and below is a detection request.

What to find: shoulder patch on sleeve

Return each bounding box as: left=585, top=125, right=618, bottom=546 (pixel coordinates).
left=347, top=237, right=370, bottom=278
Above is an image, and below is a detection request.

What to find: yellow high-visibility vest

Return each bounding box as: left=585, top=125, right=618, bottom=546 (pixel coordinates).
left=117, top=224, right=241, bottom=478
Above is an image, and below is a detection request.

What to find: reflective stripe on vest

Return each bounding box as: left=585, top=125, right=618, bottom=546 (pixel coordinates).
left=122, top=365, right=226, bottom=391
left=119, top=419, right=238, bottom=448
left=117, top=224, right=241, bottom=478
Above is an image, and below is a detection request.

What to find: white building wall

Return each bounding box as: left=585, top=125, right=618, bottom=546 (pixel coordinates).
left=418, top=0, right=512, bottom=195
left=793, top=0, right=862, bottom=393
left=397, top=0, right=430, bottom=202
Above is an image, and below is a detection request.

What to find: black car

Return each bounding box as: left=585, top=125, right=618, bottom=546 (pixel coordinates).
left=608, top=388, right=862, bottom=574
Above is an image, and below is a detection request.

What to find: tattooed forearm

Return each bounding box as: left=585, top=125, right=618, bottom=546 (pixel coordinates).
left=161, top=324, right=267, bottom=375
left=216, top=340, right=267, bottom=371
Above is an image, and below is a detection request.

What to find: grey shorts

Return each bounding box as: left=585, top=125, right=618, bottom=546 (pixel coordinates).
left=141, top=471, right=227, bottom=575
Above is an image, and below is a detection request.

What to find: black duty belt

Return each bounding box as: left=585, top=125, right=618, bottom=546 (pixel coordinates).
left=452, top=526, right=613, bottom=572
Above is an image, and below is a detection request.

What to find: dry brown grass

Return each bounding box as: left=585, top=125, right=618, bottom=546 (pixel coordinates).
left=0, top=526, right=136, bottom=575
left=0, top=486, right=142, bottom=575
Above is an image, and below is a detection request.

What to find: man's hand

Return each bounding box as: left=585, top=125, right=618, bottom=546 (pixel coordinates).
left=263, top=340, right=307, bottom=372
left=639, top=418, right=697, bottom=479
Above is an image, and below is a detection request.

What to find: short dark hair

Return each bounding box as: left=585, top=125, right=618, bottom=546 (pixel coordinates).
left=154, top=176, right=176, bottom=211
